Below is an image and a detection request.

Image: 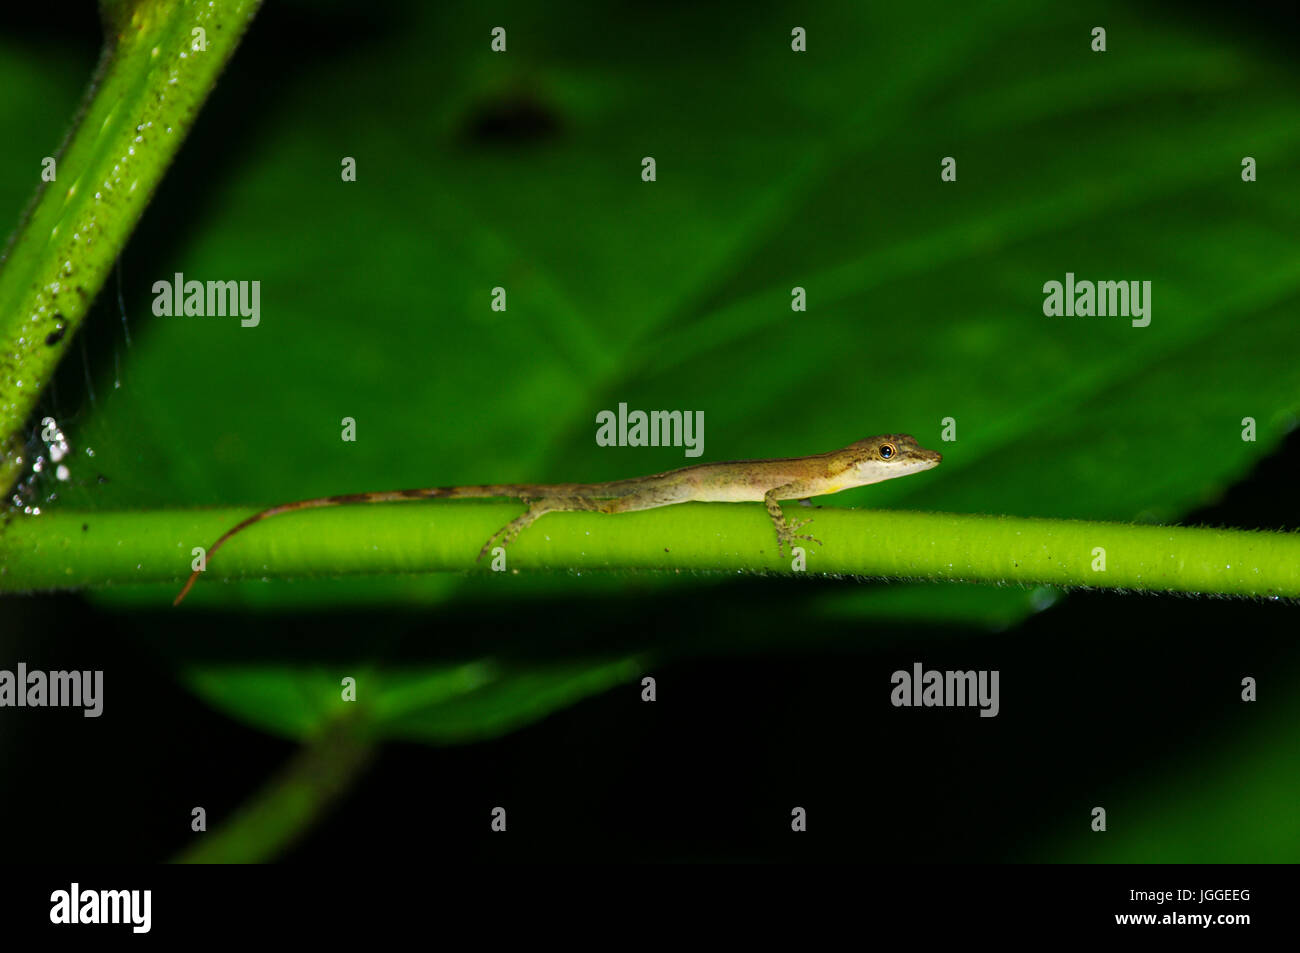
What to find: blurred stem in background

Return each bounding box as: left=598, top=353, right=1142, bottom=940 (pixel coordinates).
left=175, top=713, right=374, bottom=863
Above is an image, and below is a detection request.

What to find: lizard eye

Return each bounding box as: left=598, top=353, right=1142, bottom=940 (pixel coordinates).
left=879, top=443, right=896, bottom=460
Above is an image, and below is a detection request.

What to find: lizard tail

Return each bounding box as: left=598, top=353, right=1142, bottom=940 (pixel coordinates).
left=171, top=484, right=548, bottom=606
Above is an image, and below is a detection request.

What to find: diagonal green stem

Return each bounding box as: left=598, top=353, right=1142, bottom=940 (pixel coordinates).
left=2, top=502, right=1297, bottom=600
left=0, top=0, right=262, bottom=497
left=174, top=715, right=375, bottom=864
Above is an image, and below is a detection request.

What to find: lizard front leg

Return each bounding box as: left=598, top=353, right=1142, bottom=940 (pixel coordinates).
left=763, top=485, right=823, bottom=556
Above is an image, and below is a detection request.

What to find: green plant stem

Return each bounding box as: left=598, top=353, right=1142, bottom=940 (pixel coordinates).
left=0, top=0, right=262, bottom=497
left=174, top=715, right=374, bottom=863
left=2, top=502, right=1297, bottom=599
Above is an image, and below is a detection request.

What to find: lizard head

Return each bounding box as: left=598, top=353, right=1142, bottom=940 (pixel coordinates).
left=843, top=434, right=942, bottom=482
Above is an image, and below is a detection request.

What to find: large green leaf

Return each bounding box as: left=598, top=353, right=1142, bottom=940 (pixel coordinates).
left=4, top=0, right=1298, bottom=743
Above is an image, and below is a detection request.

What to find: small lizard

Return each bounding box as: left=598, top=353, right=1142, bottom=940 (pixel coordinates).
left=173, top=434, right=941, bottom=605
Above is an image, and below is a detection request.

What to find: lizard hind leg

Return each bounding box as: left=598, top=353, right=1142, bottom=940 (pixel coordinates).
left=476, top=489, right=669, bottom=562
left=476, top=499, right=565, bottom=562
